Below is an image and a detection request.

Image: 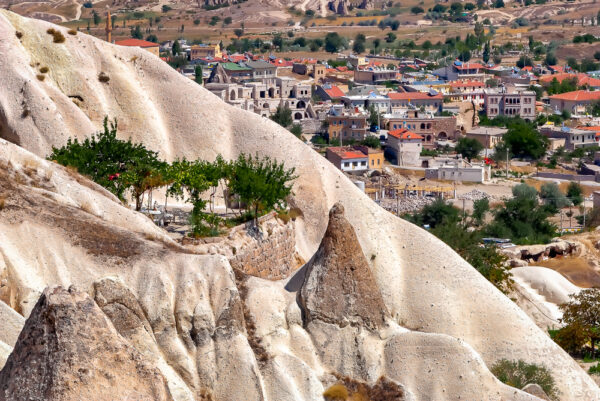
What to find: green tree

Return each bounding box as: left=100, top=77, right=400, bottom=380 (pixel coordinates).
left=145, top=34, right=158, bottom=43
left=228, top=154, right=296, bottom=227
left=455, top=137, right=483, bottom=161
left=539, top=182, right=570, bottom=212
left=194, top=65, right=203, bottom=84
left=361, top=136, right=381, bottom=148
left=92, top=10, right=101, bottom=26
left=120, top=161, right=169, bottom=211
left=234, top=28, right=244, bottom=39
left=385, top=32, right=396, bottom=43
left=410, top=6, right=424, bottom=13
left=172, top=39, right=181, bottom=55
left=353, top=33, right=366, bottom=53
left=472, top=198, right=489, bottom=226
left=325, top=32, right=343, bottom=53
left=502, top=121, right=548, bottom=159
left=290, top=123, right=302, bottom=137
left=483, top=41, right=490, bottom=64
left=48, top=117, right=163, bottom=202
left=559, top=289, right=600, bottom=358
left=130, top=24, right=143, bottom=39
left=567, top=181, right=583, bottom=206
left=270, top=105, right=293, bottom=128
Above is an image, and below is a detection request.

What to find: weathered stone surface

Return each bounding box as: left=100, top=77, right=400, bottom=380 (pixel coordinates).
left=0, top=286, right=173, bottom=401
left=299, top=203, right=389, bottom=331
left=521, top=383, right=551, bottom=400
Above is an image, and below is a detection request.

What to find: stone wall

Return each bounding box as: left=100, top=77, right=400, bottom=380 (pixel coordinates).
left=228, top=213, right=301, bottom=280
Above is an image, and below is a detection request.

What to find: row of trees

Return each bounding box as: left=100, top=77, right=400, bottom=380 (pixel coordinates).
left=48, top=118, right=296, bottom=236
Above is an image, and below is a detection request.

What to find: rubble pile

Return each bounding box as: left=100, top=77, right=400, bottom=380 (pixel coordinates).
left=379, top=196, right=435, bottom=215
left=458, top=189, right=491, bottom=201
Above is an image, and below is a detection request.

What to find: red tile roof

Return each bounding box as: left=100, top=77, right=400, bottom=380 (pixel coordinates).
left=454, top=62, right=484, bottom=70
left=324, top=85, right=345, bottom=98
left=388, top=91, right=443, bottom=100
left=328, top=147, right=368, bottom=159
left=549, top=90, right=600, bottom=102
left=539, top=73, right=600, bottom=87
left=114, top=39, right=158, bottom=48
left=578, top=126, right=600, bottom=132
left=388, top=128, right=423, bottom=140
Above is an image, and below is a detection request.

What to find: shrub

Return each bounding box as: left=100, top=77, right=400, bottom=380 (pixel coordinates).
left=15, top=31, right=23, bottom=39
left=68, top=29, right=77, bottom=35
left=39, top=66, right=49, bottom=73
left=589, top=363, right=600, bottom=375
left=98, top=72, right=110, bottom=83
left=36, top=74, right=45, bottom=81
left=491, top=359, right=558, bottom=400
left=47, top=28, right=66, bottom=43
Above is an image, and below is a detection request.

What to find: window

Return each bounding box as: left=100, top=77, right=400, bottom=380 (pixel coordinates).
left=377, top=159, right=380, bottom=165
left=353, top=162, right=358, bottom=166
left=371, top=160, right=374, bottom=166
left=344, top=162, right=349, bottom=167
left=361, top=161, right=366, bottom=166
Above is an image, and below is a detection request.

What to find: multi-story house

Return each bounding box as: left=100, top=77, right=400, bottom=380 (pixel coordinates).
left=386, top=129, right=423, bottom=166
left=354, top=68, right=398, bottom=84
left=387, top=91, right=444, bottom=114
left=549, top=90, right=600, bottom=115
left=484, top=88, right=536, bottom=120
left=326, top=147, right=369, bottom=173
left=190, top=43, right=222, bottom=60
left=327, top=108, right=369, bottom=142
left=540, top=125, right=597, bottom=150
left=384, top=111, right=457, bottom=149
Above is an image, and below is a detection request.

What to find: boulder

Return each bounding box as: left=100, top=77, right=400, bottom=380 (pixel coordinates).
left=299, top=203, right=389, bottom=331
left=521, top=383, right=551, bottom=400
left=0, top=286, right=173, bottom=401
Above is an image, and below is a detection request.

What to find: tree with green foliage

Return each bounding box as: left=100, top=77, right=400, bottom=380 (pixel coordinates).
left=48, top=117, right=164, bottom=203
left=324, top=32, right=343, bottom=53
left=485, top=183, right=556, bottom=244
left=120, top=161, right=169, bottom=211
left=385, top=32, right=396, bottom=43
left=502, top=120, right=548, bottom=160
left=483, top=41, right=490, bottom=64
left=410, top=6, right=424, bottom=14
left=172, top=39, right=181, bottom=55
left=228, top=154, right=296, bottom=227
left=271, top=105, right=293, bottom=128
left=145, top=34, right=158, bottom=43
left=472, top=198, right=489, bottom=226
left=290, top=123, right=302, bottom=137
left=567, top=181, right=583, bottom=206
left=455, top=137, right=483, bottom=161
left=92, top=10, right=101, bottom=26
left=194, top=65, right=203, bottom=85
left=130, top=24, right=143, bottom=39
left=491, top=360, right=558, bottom=400
left=558, top=289, right=600, bottom=359
left=361, top=136, right=381, bottom=149
left=494, top=0, right=504, bottom=7
left=539, top=182, right=570, bottom=212
left=234, top=28, right=244, bottom=39
left=353, top=33, right=366, bottom=54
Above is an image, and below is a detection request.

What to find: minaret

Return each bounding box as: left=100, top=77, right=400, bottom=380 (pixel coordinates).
left=105, top=9, right=112, bottom=43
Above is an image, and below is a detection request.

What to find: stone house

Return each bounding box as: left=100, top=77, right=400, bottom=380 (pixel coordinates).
left=384, top=111, right=457, bottom=149
left=326, top=147, right=369, bottom=173
left=484, top=89, right=536, bottom=120
left=327, top=108, right=369, bottom=142
left=387, top=91, right=444, bottom=114
left=386, top=129, right=423, bottom=166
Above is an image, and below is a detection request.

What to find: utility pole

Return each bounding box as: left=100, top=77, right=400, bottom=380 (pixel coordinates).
left=583, top=198, right=586, bottom=230
left=506, top=147, right=509, bottom=179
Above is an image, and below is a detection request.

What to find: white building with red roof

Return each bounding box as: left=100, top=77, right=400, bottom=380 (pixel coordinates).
left=549, top=90, right=600, bottom=114
left=386, top=128, right=423, bottom=166
left=325, top=147, right=369, bottom=173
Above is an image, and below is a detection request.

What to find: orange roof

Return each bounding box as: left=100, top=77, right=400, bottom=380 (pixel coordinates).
left=578, top=126, right=600, bottom=131
left=450, top=80, right=484, bottom=88
left=388, top=91, right=443, bottom=100
left=521, top=66, right=533, bottom=71
left=324, top=85, right=345, bottom=98
left=328, top=147, right=368, bottom=159
left=549, top=90, right=600, bottom=102
left=455, top=62, right=484, bottom=70
left=388, top=128, right=423, bottom=140
left=114, top=39, right=158, bottom=48
left=540, top=73, right=600, bottom=87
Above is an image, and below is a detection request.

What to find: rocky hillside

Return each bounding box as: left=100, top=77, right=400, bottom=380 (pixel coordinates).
left=0, top=10, right=599, bottom=400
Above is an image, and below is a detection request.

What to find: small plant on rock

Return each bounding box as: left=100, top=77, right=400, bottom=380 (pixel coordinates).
left=98, top=72, right=110, bottom=83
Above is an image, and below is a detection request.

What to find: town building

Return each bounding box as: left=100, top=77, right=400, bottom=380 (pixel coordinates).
left=114, top=39, right=160, bottom=57
left=208, top=62, right=252, bottom=83
left=465, top=126, right=507, bottom=149
left=484, top=88, right=536, bottom=120
left=384, top=111, right=457, bottom=148
left=354, top=68, right=398, bottom=84
left=327, top=108, right=369, bottom=142
left=540, top=125, right=597, bottom=150
left=245, top=60, right=278, bottom=80
left=433, top=61, right=486, bottom=81
left=190, top=43, right=222, bottom=60
left=549, top=90, right=600, bottom=114
left=387, top=91, right=444, bottom=113
left=314, top=84, right=345, bottom=101
left=386, top=128, right=423, bottom=166
left=341, top=92, right=390, bottom=114
left=425, top=159, right=491, bottom=183
left=326, top=147, right=369, bottom=173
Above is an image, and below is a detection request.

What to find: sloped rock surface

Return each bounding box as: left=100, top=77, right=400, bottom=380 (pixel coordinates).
left=0, top=286, right=173, bottom=401
left=299, top=202, right=389, bottom=331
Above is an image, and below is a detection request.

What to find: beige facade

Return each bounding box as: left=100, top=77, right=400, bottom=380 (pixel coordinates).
left=484, top=90, right=536, bottom=120
left=327, top=113, right=368, bottom=142
left=190, top=43, right=222, bottom=60
left=385, top=112, right=457, bottom=149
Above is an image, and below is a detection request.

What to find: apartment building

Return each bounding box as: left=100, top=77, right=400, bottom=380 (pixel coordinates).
left=484, top=89, right=536, bottom=120
left=327, top=109, right=369, bottom=142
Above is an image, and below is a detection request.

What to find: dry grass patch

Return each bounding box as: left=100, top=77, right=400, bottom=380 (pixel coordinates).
left=67, top=29, right=77, bottom=35
left=39, top=66, right=49, bottom=73
left=98, top=72, right=110, bottom=83
left=46, top=28, right=65, bottom=43
left=36, top=74, right=45, bottom=81
left=15, top=31, right=22, bottom=39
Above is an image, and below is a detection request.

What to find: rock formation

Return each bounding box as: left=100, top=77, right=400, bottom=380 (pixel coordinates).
left=0, top=286, right=173, bottom=401
left=0, top=10, right=598, bottom=400
left=299, top=203, right=389, bottom=331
